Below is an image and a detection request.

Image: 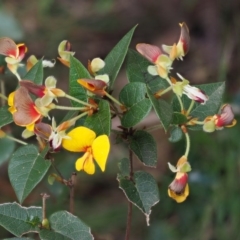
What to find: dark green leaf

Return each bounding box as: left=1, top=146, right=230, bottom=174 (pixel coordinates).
left=129, top=130, right=157, bottom=167
left=84, top=99, right=111, bottom=135
left=126, top=49, right=169, bottom=93
left=8, top=145, right=51, bottom=203
left=69, top=56, right=90, bottom=106
left=118, top=171, right=159, bottom=225
left=99, top=26, right=137, bottom=89
left=119, top=82, right=152, bottom=127
left=118, top=158, right=130, bottom=177
left=0, top=137, right=15, bottom=165
left=172, top=112, right=187, bottom=125
left=168, top=126, right=183, bottom=142
left=0, top=106, right=13, bottom=127
left=39, top=211, right=93, bottom=240
left=0, top=202, right=41, bottom=237
left=146, top=87, right=173, bottom=131
left=23, top=60, right=43, bottom=85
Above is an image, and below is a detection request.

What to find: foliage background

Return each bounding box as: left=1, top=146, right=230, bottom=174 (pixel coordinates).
left=0, top=0, right=240, bottom=239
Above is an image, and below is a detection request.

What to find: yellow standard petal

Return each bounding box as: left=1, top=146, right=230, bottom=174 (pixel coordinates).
left=75, top=152, right=95, bottom=174
left=62, top=126, right=96, bottom=152
left=92, top=135, right=110, bottom=172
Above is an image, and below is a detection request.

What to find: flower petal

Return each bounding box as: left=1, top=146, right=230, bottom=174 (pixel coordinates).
left=91, top=58, right=105, bottom=73
left=92, top=135, right=110, bottom=172
left=17, top=43, right=27, bottom=61
left=62, top=126, right=96, bottom=152
left=75, top=152, right=95, bottom=174
left=168, top=183, right=189, bottom=203
left=217, top=104, right=236, bottom=127
left=13, top=87, right=41, bottom=127
left=77, top=78, right=107, bottom=96
left=168, top=172, right=189, bottom=203
left=136, top=43, right=162, bottom=63
left=178, top=22, right=190, bottom=56
left=45, top=76, right=57, bottom=88
left=20, top=80, right=45, bottom=97
left=0, top=37, right=18, bottom=58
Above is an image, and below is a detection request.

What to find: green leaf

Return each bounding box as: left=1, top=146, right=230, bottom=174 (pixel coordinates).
left=39, top=211, right=93, bottom=240
left=118, top=171, right=159, bottom=225
left=119, top=82, right=152, bottom=127
left=172, top=82, right=225, bottom=131
left=126, top=49, right=169, bottom=92
left=23, top=60, right=43, bottom=85
left=129, top=130, right=157, bottom=167
left=173, top=82, right=225, bottom=119
left=118, top=158, right=130, bottom=177
left=99, top=25, right=137, bottom=89
left=84, top=99, right=111, bottom=135
left=172, top=112, right=187, bottom=125
left=0, top=202, right=41, bottom=237
left=69, top=56, right=90, bottom=106
left=0, top=106, right=13, bottom=127
left=8, top=145, right=51, bottom=204
left=190, top=82, right=225, bottom=119
left=168, top=126, right=183, bottom=143
left=146, top=87, right=173, bottom=131
left=0, top=137, right=15, bottom=165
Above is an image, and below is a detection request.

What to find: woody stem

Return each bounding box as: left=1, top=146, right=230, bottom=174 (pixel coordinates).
left=125, top=148, right=133, bottom=240
left=41, top=193, right=50, bottom=220
left=69, top=172, right=76, bottom=214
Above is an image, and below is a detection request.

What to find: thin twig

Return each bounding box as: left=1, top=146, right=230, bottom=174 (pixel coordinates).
left=50, top=158, right=65, bottom=180
left=41, top=193, right=50, bottom=220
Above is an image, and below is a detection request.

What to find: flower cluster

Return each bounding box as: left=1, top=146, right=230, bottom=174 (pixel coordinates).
left=0, top=37, right=111, bottom=175
left=136, top=22, right=236, bottom=203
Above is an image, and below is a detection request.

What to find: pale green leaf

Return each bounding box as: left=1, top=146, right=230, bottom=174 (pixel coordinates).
left=119, top=82, right=152, bottom=127
left=23, top=60, right=43, bottom=85
left=8, top=145, right=51, bottom=203
left=0, top=106, right=13, bottom=127
left=126, top=49, right=169, bottom=92
left=39, top=211, right=93, bottom=240
left=168, top=126, right=183, bottom=143
left=0, top=202, right=41, bottom=237
left=0, top=137, right=15, bottom=165
left=98, top=26, right=137, bottom=89
left=146, top=87, right=173, bottom=131
left=84, top=99, right=111, bottom=135
left=69, top=56, right=90, bottom=106
left=129, top=130, right=157, bottom=167
left=118, top=171, right=159, bottom=225
left=118, top=158, right=130, bottom=177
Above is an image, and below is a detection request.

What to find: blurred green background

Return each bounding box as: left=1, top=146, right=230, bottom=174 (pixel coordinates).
left=0, top=0, right=240, bottom=239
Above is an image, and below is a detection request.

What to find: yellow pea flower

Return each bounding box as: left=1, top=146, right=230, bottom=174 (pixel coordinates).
left=62, top=127, right=110, bottom=175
